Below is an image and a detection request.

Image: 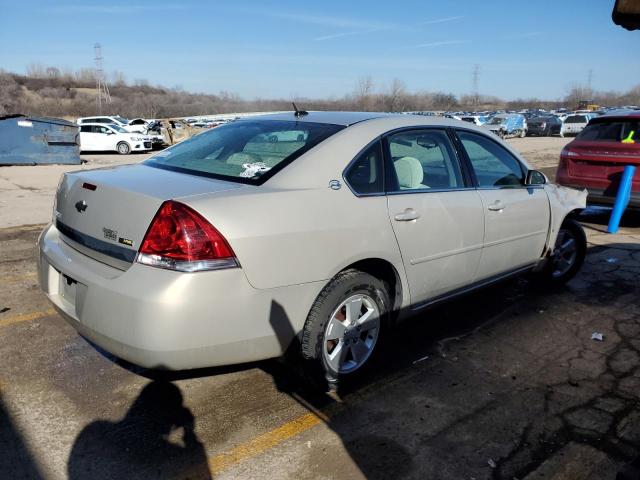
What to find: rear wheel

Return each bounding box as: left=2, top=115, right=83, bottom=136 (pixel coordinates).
left=301, top=270, right=389, bottom=380
left=117, top=142, right=131, bottom=155
left=542, top=219, right=586, bottom=284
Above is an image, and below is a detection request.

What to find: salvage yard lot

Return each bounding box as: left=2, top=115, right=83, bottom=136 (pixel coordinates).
left=0, top=136, right=570, bottom=228
left=1, top=136, right=640, bottom=479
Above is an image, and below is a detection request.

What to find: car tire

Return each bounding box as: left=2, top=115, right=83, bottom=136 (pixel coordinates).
left=519, top=129, right=527, bottom=138
left=301, top=269, right=390, bottom=380
left=117, top=142, right=131, bottom=155
left=540, top=219, right=586, bottom=285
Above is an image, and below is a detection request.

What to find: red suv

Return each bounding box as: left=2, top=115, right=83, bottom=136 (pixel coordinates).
left=556, top=112, right=640, bottom=208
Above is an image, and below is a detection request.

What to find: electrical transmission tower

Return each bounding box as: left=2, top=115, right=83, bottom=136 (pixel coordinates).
left=472, top=64, right=480, bottom=107
left=94, top=43, right=111, bottom=114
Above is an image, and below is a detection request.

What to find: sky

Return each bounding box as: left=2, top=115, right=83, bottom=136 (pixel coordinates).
left=0, top=0, right=638, bottom=101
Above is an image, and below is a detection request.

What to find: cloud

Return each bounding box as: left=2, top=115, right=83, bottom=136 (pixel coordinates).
left=259, top=11, right=393, bottom=30
left=314, top=27, right=391, bottom=41
left=413, top=40, right=469, bottom=48
left=45, top=4, right=187, bottom=14
left=417, top=15, right=465, bottom=25
left=502, top=31, right=544, bottom=39
left=313, top=14, right=464, bottom=42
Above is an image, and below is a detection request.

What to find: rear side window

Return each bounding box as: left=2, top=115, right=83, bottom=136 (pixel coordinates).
left=578, top=120, right=640, bottom=142
left=458, top=131, right=524, bottom=188
left=386, top=129, right=463, bottom=191
left=566, top=115, right=587, bottom=124
left=145, top=120, right=344, bottom=184
left=344, top=140, right=384, bottom=194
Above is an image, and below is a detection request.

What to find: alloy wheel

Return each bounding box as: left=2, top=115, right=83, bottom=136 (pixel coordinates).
left=322, top=294, right=380, bottom=374
left=552, top=228, right=578, bottom=278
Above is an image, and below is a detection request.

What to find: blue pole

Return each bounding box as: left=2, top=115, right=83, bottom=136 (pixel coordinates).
left=608, top=165, right=636, bottom=234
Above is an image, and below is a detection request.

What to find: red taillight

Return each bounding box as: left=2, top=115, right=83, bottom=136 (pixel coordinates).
left=137, top=201, right=237, bottom=272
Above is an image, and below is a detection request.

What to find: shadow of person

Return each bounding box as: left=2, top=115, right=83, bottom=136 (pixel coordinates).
left=68, top=380, right=211, bottom=480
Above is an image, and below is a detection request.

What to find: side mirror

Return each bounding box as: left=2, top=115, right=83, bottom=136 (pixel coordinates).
left=525, top=170, right=547, bottom=186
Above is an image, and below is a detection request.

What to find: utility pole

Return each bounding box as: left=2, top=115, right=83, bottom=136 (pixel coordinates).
left=587, top=68, right=593, bottom=96
left=94, top=43, right=111, bottom=114
left=472, top=64, right=480, bottom=107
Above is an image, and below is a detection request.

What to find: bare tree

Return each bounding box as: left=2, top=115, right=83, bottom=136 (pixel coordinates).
left=353, top=75, right=374, bottom=111
left=386, top=78, right=407, bottom=112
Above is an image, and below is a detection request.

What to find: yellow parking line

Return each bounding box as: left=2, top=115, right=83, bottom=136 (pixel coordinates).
left=208, top=412, right=322, bottom=474
left=0, top=309, right=56, bottom=328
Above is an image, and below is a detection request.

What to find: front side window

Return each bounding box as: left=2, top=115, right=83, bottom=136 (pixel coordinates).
left=457, top=131, right=524, bottom=188
left=145, top=120, right=344, bottom=184
left=80, top=126, right=91, bottom=133
left=344, top=140, right=383, bottom=194
left=386, top=129, right=463, bottom=192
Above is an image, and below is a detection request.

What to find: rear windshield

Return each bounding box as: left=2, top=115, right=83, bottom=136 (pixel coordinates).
left=565, top=115, right=587, bottom=124
left=145, top=120, right=344, bottom=184
left=578, top=119, right=640, bottom=142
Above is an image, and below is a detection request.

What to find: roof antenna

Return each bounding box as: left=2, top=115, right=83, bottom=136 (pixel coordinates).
left=292, top=102, right=308, bottom=117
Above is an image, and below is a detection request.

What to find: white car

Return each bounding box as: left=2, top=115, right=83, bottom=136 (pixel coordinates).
left=78, top=123, right=152, bottom=154
left=126, top=118, right=150, bottom=133
left=562, top=114, right=591, bottom=136
left=39, top=112, right=587, bottom=380
left=77, top=116, right=138, bottom=133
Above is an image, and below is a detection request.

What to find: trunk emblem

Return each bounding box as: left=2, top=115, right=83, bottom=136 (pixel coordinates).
left=75, top=200, right=88, bottom=213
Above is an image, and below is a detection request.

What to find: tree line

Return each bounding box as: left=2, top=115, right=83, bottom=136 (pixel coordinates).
left=1, top=65, right=639, bottom=119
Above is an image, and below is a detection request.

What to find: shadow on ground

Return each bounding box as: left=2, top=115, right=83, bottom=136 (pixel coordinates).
left=62, top=231, right=640, bottom=479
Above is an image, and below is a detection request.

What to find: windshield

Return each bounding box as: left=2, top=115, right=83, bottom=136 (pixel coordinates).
left=145, top=120, right=344, bottom=184
left=107, top=124, right=128, bottom=133
left=113, top=116, right=129, bottom=124
left=578, top=119, right=640, bottom=142
left=487, top=117, right=506, bottom=125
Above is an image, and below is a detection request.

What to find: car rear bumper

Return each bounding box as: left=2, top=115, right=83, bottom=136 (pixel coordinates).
left=38, top=224, right=322, bottom=369
left=559, top=184, right=640, bottom=208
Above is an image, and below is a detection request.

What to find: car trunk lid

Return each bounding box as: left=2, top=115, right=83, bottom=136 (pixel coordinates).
left=565, top=141, right=640, bottom=187
left=54, top=163, right=245, bottom=270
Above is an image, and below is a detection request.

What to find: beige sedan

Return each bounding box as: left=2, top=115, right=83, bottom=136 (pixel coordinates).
left=38, top=112, right=587, bottom=381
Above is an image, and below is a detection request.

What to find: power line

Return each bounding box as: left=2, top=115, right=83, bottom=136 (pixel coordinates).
left=94, top=43, right=111, bottom=114
left=472, top=64, right=480, bottom=106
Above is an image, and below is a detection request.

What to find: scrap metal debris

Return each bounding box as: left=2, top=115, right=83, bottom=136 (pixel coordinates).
left=591, top=332, right=605, bottom=342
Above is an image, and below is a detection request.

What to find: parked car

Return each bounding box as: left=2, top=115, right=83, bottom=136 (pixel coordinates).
left=127, top=118, right=150, bottom=133
left=39, top=112, right=586, bottom=379
left=78, top=123, right=152, bottom=154
left=556, top=112, right=640, bottom=209
left=461, top=115, right=489, bottom=126
left=562, top=114, right=592, bottom=136
left=527, top=115, right=564, bottom=137
left=76, top=116, right=138, bottom=133
left=483, top=114, right=527, bottom=138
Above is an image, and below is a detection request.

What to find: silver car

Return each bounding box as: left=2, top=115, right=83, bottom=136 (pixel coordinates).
left=38, top=112, right=587, bottom=379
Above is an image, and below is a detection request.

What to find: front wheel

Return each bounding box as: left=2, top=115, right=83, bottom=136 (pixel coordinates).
left=519, top=129, right=527, bottom=138
left=116, top=142, right=131, bottom=155
left=301, top=270, right=390, bottom=380
left=541, top=219, right=586, bottom=284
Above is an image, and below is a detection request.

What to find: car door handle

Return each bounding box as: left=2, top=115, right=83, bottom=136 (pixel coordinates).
left=487, top=200, right=505, bottom=211
left=394, top=208, right=420, bottom=221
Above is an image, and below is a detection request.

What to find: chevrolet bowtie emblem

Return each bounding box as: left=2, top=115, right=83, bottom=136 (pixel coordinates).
left=75, top=200, right=88, bottom=213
